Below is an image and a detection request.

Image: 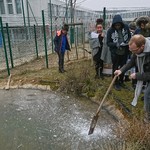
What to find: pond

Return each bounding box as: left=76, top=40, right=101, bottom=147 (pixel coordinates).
left=0, top=89, right=118, bottom=150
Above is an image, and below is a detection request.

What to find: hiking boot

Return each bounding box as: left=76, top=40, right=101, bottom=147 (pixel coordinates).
left=114, top=84, right=121, bottom=91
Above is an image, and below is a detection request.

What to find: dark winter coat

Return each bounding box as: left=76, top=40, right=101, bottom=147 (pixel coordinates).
left=120, top=38, right=150, bottom=82
left=135, top=16, right=150, bottom=37
left=107, top=15, right=131, bottom=55
left=134, top=28, right=150, bottom=37
left=54, top=30, right=70, bottom=53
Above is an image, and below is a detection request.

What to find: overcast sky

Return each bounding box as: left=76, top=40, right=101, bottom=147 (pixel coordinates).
left=79, top=0, right=150, bottom=10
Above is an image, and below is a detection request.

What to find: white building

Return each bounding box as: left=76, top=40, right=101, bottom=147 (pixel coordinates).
left=0, top=0, right=51, bottom=26
left=0, top=0, right=99, bottom=27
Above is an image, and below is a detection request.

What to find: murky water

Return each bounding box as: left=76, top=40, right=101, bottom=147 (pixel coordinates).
left=0, top=89, right=117, bottom=150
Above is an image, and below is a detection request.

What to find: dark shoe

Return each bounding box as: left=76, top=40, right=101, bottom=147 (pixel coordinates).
left=132, top=84, right=136, bottom=90
left=59, top=69, right=64, bottom=73
left=59, top=68, right=66, bottom=73
left=100, top=74, right=104, bottom=80
left=120, top=83, right=126, bottom=88
left=114, top=84, right=121, bottom=91
left=141, top=96, right=144, bottom=101
left=124, top=76, right=131, bottom=82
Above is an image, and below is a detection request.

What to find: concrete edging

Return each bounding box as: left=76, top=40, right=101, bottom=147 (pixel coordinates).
left=0, top=84, right=52, bottom=91
left=0, top=83, right=128, bottom=126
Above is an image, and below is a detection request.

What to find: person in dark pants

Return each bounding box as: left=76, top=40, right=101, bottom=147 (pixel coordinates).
left=89, top=21, right=105, bottom=79
left=115, top=35, right=150, bottom=123
left=107, top=14, right=131, bottom=90
left=54, top=24, right=71, bottom=73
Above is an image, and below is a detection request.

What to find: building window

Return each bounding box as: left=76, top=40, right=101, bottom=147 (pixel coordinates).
left=0, top=0, right=5, bottom=14
left=7, top=0, right=14, bottom=14
left=15, top=0, right=22, bottom=14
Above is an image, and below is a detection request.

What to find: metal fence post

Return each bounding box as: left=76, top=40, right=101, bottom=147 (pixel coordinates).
left=103, top=7, right=106, bottom=30
left=70, top=26, right=74, bottom=48
left=42, top=10, right=49, bottom=68
left=76, top=27, right=78, bottom=46
left=6, top=23, right=14, bottom=68
left=83, top=26, right=85, bottom=58
left=0, top=17, right=10, bottom=75
left=49, top=0, right=54, bottom=53
left=34, top=25, right=38, bottom=59
left=75, top=28, right=78, bottom=60
left=21, top=0, right=28, bottom=40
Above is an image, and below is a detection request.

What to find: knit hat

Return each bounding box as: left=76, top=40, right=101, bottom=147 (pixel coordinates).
left=129, top=22, right=136, bottom=30
left=62, top=24, right=69, bottom=31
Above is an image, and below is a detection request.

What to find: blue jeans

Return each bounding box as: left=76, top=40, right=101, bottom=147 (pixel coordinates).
left=144, top=82, right=150, bottom=115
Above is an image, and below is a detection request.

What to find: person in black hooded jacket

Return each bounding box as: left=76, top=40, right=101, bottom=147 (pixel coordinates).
left=107, top=14, right=131, bottom=90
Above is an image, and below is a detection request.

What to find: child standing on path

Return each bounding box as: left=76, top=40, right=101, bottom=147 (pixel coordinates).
left=54, top=24, right=71, bottom=73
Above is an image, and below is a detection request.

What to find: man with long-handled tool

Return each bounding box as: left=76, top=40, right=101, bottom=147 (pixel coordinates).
left=115, top=35, right=150, bottom=123
left=88, top=35, right=150, bottom=135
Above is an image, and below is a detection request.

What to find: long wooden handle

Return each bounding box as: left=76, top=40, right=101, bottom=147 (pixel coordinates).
left=96, top=75, right=117, bottom=115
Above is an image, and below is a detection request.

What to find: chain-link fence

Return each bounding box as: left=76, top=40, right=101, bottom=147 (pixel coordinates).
left=0, top=4, right=99, bottom=76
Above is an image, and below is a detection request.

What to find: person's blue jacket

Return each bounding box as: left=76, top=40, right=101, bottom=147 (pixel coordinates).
left=54, top=30, right=70, bottom=53
left=107, top=15, right=131, bottom=55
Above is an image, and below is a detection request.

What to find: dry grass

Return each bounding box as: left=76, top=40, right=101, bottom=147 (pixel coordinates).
left=0, top=54, right=150, bottom=149
left=114, top=117, right=150, bottom=150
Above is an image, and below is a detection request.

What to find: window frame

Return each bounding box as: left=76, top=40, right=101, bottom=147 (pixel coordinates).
left=15, top=0, right=22, bottom=14
left=7, top=0, right=14, bottom=14
left=0, top=0, right=5, bottom=14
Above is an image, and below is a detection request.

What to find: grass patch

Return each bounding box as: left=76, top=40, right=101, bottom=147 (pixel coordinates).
left=0, top=58, right=149, bottom=149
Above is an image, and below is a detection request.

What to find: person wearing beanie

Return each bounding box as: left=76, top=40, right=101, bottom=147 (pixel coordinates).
left=54, top=24, right=71, bottom=73
left=129, top=22, right=137, bottom=36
